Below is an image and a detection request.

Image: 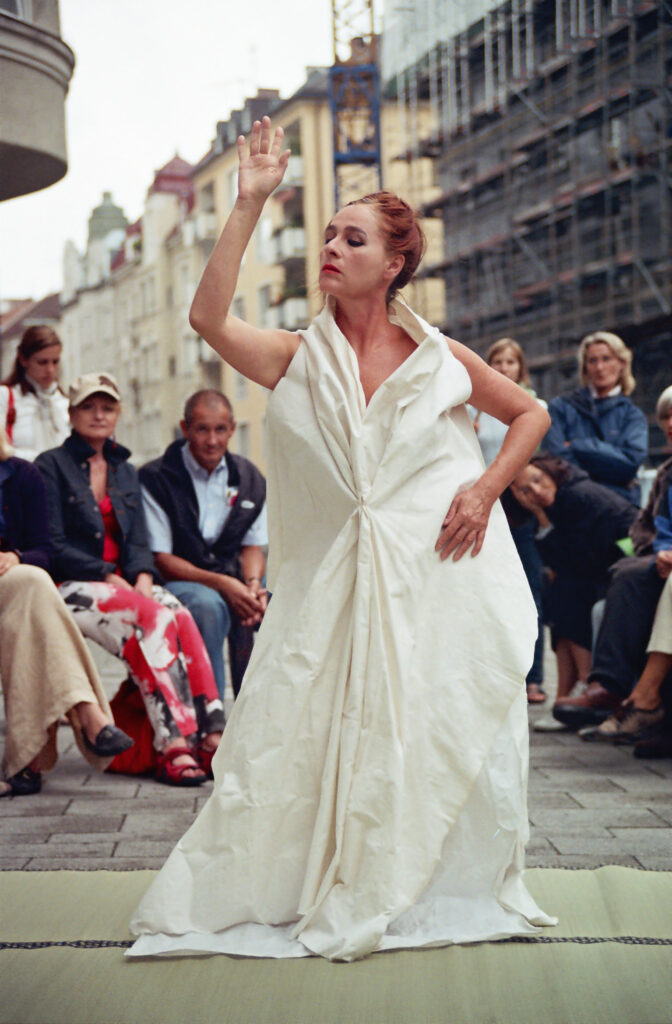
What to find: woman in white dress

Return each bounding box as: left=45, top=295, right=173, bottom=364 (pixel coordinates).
left=129, top=117, right=555, bottom=962
left=0, top=326, right=70, bottom=461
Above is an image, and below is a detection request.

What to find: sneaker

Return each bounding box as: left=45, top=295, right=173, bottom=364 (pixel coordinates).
left=593, top=702, right=665, bottom=743
left=533, top=715, right=568, bottom=732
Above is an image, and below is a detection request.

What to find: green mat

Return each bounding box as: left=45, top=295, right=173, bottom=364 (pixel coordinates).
left=0, top=868, right=670, bottom=1024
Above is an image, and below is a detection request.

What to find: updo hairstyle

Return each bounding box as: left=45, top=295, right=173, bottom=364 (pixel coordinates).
left=347, top=191, right=426, bottom=303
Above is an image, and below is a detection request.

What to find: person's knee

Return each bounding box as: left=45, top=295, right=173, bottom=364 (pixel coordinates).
left=176, top=585, right=230, bottom=631
left=9, top=564, right=56, bottom=597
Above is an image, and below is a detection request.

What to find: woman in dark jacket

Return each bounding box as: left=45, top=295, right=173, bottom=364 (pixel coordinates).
left=35, top=373, right=225, bottom=787
left=0, top=425, right=132, bottom=798
left=543, top=331, right=647, bottom=504
left=511, top=454, right=638, bottom=706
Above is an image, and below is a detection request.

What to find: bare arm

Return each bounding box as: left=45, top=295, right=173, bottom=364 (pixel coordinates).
left=189, top=117, right=300, bottom=389
left=240, top=545, right=268, bottom=614
left=435, top=338, right=550, bottom=561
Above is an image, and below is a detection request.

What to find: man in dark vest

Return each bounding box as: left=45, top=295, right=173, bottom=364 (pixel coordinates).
left=140, top=389, right=267, bottom=701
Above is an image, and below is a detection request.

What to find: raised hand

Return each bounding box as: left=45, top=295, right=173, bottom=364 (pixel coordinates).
left=237, top=116, right=291, bottom=204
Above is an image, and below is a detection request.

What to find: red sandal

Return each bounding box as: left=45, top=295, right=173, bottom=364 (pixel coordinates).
left=156, top=746, right=207, bottom=787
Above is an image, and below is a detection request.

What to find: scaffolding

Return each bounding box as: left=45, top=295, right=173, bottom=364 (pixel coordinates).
left=382, top=0, right=672, bottom=446
left=329, top=0, right=382, bottom=207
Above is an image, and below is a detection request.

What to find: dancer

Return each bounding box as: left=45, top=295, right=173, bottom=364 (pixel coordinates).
left=129, top=116, right=554, bottom=961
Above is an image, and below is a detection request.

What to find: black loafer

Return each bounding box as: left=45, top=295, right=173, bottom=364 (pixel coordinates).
left=0, top=767, right=42, bottom=797
left=82, top=724, right=134, bottom=757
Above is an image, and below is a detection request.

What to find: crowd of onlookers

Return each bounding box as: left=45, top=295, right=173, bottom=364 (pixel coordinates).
left=473, top=330, right=671, bottom=760
left=0, top=322, right=670, bottom=799
left=0, top=326, right=266, bottom=796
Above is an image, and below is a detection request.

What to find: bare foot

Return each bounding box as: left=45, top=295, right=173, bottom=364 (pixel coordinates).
left=162, top=739, right=203, bottom=779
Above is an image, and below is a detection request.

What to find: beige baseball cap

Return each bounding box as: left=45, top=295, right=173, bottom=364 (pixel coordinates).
left=69, top=372, right=122, bottom=408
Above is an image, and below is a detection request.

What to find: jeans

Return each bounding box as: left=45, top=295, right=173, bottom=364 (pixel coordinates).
left=165, top=581, right=231, bottom=701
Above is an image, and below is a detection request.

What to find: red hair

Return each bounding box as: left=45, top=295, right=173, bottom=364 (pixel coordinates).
left=347, top=192, right=426, bottom=303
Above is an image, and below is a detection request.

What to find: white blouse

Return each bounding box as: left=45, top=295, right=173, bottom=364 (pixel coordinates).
left=0, top=380, right=70, bottom=461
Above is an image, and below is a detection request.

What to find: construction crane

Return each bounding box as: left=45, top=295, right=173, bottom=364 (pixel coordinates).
left=328, top=0, right=382, bottom=208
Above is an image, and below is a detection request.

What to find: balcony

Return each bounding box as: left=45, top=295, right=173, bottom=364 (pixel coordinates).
left=268, top=295, right=308, bottom=330
left=274, top=225, right=306, bottom=264
left=0, top=6, right=75, bottom=200
left=194, top=210, right=217, bottom=241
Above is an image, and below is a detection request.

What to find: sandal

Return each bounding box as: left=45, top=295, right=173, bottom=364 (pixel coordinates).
left=527, top=683, right=547, bottom=704
left=0, top=767, right=42, bottom=798
left=156, top=746, right=207, bottom=787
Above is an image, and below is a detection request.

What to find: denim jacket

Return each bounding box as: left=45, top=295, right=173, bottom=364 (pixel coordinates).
left=35, top=432, right=156, bottom=584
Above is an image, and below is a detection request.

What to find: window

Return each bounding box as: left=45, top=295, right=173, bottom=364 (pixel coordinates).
left=236, top=422, right=250, bottom=458
left=257, top=285, right=272, bottom=328
left=234, top=372, right=248, bottom=401
left=200, top=182, right=215, bottom=214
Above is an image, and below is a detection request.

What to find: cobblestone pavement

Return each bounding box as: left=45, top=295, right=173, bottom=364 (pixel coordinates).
left=0, top=640, right=670, bottom=871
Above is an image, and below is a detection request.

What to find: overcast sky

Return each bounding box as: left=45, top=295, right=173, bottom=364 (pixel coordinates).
left=0, top=0, right=335, bottom=300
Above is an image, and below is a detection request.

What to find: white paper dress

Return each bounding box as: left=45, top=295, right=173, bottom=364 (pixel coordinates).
left=128, top=298, right=555, bottom=962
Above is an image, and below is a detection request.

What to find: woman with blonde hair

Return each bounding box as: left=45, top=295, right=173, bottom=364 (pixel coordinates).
left=0, top=425, right=133, bottom=798
left=0, top=325, right=70, bottom=461
left=543, top=330, right=647, bottom=504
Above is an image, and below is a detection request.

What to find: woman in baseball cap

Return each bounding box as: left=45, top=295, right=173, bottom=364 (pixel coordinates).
left=35, top=374, right=225, bottom=786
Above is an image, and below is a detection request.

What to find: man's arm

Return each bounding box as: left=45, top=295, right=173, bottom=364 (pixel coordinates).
left=240, top=545, right=268, bottom=612
left=154, top=550, right=265, bottom=625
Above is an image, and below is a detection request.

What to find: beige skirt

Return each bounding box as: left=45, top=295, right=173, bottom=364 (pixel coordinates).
left=0, top=564, right=112, bottom=779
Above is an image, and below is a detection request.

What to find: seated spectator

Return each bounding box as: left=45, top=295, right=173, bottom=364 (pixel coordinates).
left=593, top=575, right=671, bottom=749
left=0, top=425, right=132, bottom=798
left=470, top=337, right=548, bottom=704
left=510, top=455, right=638, bottom=718
left=543, top=331, right=647, bottom=504
left=35, top=373, right=225, bottom=787
left=551, top=384, right=672, bottom=746
left=0, top=325, right=70, bottom=461
left=140, top=390, right=267, bottom=701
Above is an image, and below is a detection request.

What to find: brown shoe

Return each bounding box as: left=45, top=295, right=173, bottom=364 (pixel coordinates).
left=552, top=682, right=620, bottom=730
left=596, top=703, right=665, bottom=742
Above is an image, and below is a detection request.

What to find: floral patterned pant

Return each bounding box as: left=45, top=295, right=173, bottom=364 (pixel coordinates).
left=58, top=581, right=225, bottom=750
